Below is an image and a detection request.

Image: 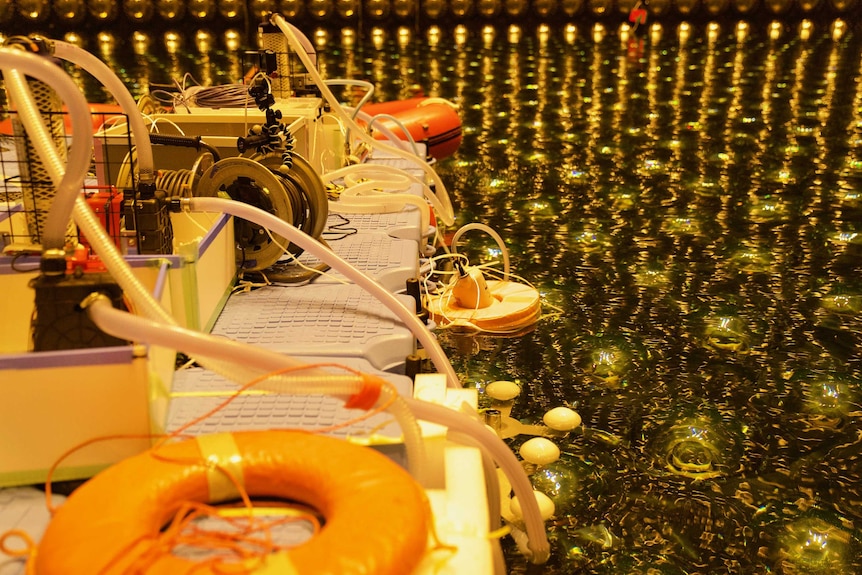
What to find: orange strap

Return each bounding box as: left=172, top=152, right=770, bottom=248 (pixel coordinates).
left=344, top=374, right=385, bottom=410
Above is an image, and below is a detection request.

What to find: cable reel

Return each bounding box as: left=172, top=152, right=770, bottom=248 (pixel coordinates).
left=196, top=156, right=292, bottom=272
left=196, top=153, right=328, bottom=273
left=154, top=151, right=214, bottom=198
left=248, top=151, right=328, bottom=256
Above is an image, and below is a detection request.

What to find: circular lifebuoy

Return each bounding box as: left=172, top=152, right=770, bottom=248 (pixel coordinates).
left=428, top=279, right=542, bottom=333
left=33, top=430, right=430, bottom=575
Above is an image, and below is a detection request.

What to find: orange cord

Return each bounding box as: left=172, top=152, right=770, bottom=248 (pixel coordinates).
left=103, top=499, right=321, bottom=575
left=44, top=433, right=173, bottom=514
left=0, top=529, right=36, bottom=558
left=0, top=528, right=37, bottom=575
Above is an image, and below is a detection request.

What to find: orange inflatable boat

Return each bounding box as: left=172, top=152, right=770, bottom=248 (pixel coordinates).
left=361, top=96, right=463, bottom=160
left=0, top=102, right=123, bottom=136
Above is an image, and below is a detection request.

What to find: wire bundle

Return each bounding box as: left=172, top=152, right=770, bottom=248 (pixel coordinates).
left=150, top=74, right=255, bottom=112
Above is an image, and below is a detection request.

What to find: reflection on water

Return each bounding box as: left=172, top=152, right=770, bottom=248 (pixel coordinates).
left=424, top=18, right=862, bottom=574
left=21, top=15, right=862, bottom=575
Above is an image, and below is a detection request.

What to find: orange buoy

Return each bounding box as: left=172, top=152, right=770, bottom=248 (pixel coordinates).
left=428, top=278, right=542, bottom=333
left=362, top=97, right=462, bottom=160
left=33, top=430, right=430, bottom=575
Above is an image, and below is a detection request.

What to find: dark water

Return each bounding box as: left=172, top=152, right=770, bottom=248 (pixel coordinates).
left=420, top=19, right=862, bottom=575
left=28, top=16, right=862, bottom=574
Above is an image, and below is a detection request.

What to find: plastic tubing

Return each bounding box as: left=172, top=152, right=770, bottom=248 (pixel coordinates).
left=330, top=166, right=432, bottom=233
left=283, top=20, right=317, bottom=66
left=323, top=163, right=415, bottom=184
left=185, top=196, right=461, bottom=389
left=322, top=78, right=375, bottom=120
left=271, top=14, right=455, bottom=227
left=50, top=39, right=155, bottom=183
left=322, top=163, right=448, bottom=225
left=0, top=49, right=93, bottom=252
left=451, top=223, right=511, bottom=281
left=83, top=295, right=427, bottom=484
left=404, top=397, right=551, bottom=564
left=365, top=113, right=421, bottom=156
left=346, top=107, right=418, bottom=154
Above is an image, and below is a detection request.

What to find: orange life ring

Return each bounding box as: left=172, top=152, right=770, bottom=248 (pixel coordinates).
left=33, top=430, right=430, bottom=575
left=362, top=97, right=462, bottom=161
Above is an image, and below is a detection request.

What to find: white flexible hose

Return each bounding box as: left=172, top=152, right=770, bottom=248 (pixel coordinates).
left=365, top=112, right=421, bottom=154
left=84, top=295, right=427, bottom=484
left=323, top=163, right=445, bottom=230
left=323, top=78, right=375, bottom=119
left=404, top=397, right=551, bottom=564
left=185, top=196, right=461, bottom=388
left=272, top=14, right=455, bottom=227
left=282, top=20, right=317, bottom=66
left=330, top=193, right=431, bottom=238
left=347, top=107, right=418, bottom=154
left=323, top=162, right=417, bottom=184
left=51, top=39, right=156, bottom=183
left=451, top=223, right=511, bottom=281
left=0, top=48, right=93, bottom=252
left=86, top=294, right=310, bottom=373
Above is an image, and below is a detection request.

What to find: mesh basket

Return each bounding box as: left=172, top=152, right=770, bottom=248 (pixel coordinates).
left=248, top=30, right=315, bottom=99
left=0, top=95, right=133, bottom=254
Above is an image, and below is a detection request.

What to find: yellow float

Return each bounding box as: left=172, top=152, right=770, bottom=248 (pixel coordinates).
left=427, top=263, right=542, bottom=333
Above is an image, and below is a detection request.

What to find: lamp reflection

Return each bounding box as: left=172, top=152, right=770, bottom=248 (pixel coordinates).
left=187, top=0, right=213, bottom=18
left=308, top=0, right=332, bottom=18
left=123, top=0, right=153, bottom=23
left=18, top=0, right=49, bottom=21
left=218, top=0, right=243, bottom=19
